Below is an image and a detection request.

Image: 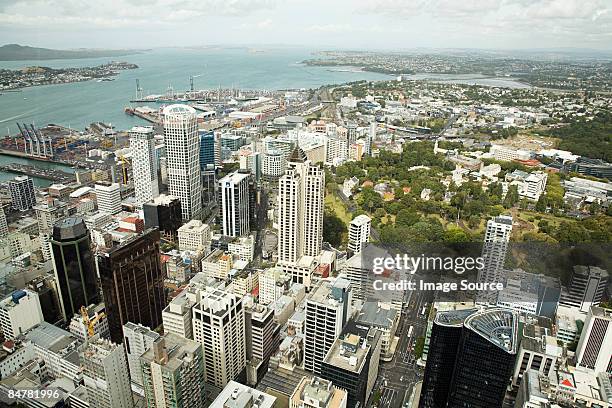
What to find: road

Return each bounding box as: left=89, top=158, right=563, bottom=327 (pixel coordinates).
left=369, top=288, right=432, bottom=408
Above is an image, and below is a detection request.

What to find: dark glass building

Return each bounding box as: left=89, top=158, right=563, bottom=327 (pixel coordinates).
left=320, top=321, right=381, bottom=408
left=199, top=130, right=215, bottom=170
left=143, top=195, right=182, bottom=242
left=50, top=217, right=100, bottom=321
left=420, top=308, right=518, bottom=408
left=97, top=228, right=165, bottom=343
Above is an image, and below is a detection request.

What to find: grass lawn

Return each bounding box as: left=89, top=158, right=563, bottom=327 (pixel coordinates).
left=325, top=191, right=352, bottom=225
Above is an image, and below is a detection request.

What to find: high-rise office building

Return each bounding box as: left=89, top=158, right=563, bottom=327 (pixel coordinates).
left=277, top=148, right=324, bottom=284
left=129, top=126, right=159, bottom=206
left=163, top=104, right=202, bottom=221
left=304, top=277, right=352, bottom=374
left=0, top=289, right=44, bottom=340
left=97, top=228, right=165, bottom=343
left=478, top=215, right=513, bottom=302
left=123, top=322, right=160, bottom=391
left=320, top=322, right=381, bottom=408
left=143, top=194, right=182, bottom=242
left=240, top=151, right=262, bottom=182
left=365, top=122, right=375, bottom=156
left=560, top=265, right=608, bottom=313
left=575, top=306, right=612, bottom=374
left=0, top=206, right=9, bottom=238
left=419, top=308, right=518, bottom=408
left=347, top=214, right=371, bottom=254
left=50, top=217, right=100, bottom=321
left=199, top=129, right=216, bottom=170
left=140, top=334, right=206, bottom=408
left=192, top=288, right=246, bottom=388
left=245, top=303, right=280, bottom=385
left=219, top=171, right=251, bottom=237
left=9, top=175, right=35, bottom=211
left=95, top=182, right=122, bottom=215
left=80, top=336, right=134, bottom=408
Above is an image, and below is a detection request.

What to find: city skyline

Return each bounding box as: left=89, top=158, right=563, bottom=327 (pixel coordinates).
left=0, top=0, right=611, bottom=51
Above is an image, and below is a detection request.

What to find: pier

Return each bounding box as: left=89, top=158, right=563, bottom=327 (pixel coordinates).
left=0, top=163, right=75, bottom=183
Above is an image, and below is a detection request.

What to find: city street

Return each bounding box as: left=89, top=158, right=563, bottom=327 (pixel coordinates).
left=370, top=289, right=432, bottom=408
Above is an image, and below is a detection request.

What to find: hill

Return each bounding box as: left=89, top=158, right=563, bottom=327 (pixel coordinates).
left=0, top=44, right=144, bottom=61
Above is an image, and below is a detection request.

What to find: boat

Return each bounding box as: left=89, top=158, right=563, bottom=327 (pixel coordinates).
left=124, top=107, right=135, bottom=115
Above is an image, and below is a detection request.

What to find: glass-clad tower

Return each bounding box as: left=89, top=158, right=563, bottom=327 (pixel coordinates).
left=50, top=217, right=99, bottom=321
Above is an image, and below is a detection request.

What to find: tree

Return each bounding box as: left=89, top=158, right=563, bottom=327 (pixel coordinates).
left=323, top=210, right=347, bottom=247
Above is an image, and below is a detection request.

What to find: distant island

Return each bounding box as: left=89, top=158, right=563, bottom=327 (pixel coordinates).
left=0, top=61, right=139, bottom=90
left=0, top=44, right=145, bottom=61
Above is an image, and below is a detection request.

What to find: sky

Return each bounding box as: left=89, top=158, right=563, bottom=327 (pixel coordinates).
left=0, top=0, right=611, bottom=51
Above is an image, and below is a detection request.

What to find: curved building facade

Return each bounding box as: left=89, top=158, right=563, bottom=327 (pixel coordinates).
left=420, top=308, right=518, bottom=408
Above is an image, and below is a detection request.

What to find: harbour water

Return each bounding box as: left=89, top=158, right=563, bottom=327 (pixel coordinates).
left=0, top=47, right=392, bottom=135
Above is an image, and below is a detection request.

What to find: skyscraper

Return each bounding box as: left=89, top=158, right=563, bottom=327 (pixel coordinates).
left=199, top=129, right=216, bottom=170
left=129, top=126, right=159, bottom=206
left=50, top=217, right=100, bottom=321
left=560, top=265, right=608, bottom=313
left=304, top=277, right=352, bottom=374
left=277, top=148, right=324, bottom=284
left=244, top=303, right=280, bottom=385
left=95, top=182, right=122, bottom=215
left=140, top=334, right=206, bottom=408
left=478, top=214, right=513, bottom=302
left=0, top=206, right=8, bottom=238
left=347, top=214, right=371, bottom=254
left=163, top=104, right=202, bottom=221
left=420, top=308, right=518, bottom=408
left=9, top=175, right=35, bottom=211
left=574, top=306, right=612, bottom=374
left=123, top=322, right=160, bottom=392
left=81, top=336, right=134, bottom=408
left=97, top=228, right=165, bottom=343
left=320, top=321, right=381, bottom=408
left=192, top=288, right=246, bottom=388
left=219, top=171, right=251, bottom=237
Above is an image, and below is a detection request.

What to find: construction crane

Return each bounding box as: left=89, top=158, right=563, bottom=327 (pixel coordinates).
left=80, top=306, right=106, bottom=338
left=119, top=154, right=130, bottom=184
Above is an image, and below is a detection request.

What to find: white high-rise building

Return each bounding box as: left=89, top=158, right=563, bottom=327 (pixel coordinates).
left=365, top=122, right=376, bottom=155
left=277, top=148, right=324, bottom=284
left=163, top=104, right=202, bottom=221
left=0, top=289, right=44, bottom=340
left=129, top=126, right=159, bottom=206
left=303, top=277, right=352, bottom=374
left=219, top=171, right=251, bottom=237
left=575, top=306, right=612, bottom=374
left=9, top=176, right=35, bottom=211
left=123, top=322, right=160, bottom=391
left=95, top=183, right=122, bottom=215
left=80, top=337, right=134, bottom=408
left=0, top=206, right=8, bottom=238
left=192, top=288, right=246, bottom=388
left=478, top=214, right=513, bottom=301
left=348, top=214, right=371, bottom=254
left=258, top=267, right=291, bottom=305
left=178, top=220, right=211, bottom=252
